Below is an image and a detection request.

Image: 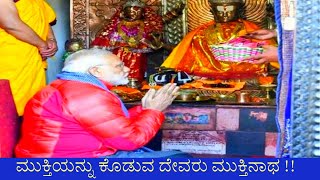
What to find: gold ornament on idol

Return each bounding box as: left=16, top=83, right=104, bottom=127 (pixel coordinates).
left=118, top=20, right=145, bottom=48
left=205, top=22, right=243, bottom=44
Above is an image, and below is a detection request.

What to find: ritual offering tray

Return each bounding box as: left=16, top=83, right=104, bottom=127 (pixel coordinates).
left=111, top=86, right=144, bottom=102
left=180, top=79, right=245, bottom=99
left=174, top=89, right=213, bottom=102
left=173, top=95, right=212, bottom=103
left=141, top=79, right=246, bottom=103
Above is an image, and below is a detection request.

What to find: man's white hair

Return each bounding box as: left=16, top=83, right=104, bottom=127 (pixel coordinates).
left=62, top=48, right=115, bottom=73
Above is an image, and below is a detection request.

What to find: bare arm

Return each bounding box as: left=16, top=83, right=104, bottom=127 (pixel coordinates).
left=46, top=26, right=56, bottom=40
left=0, top=0, right=47, bottom=49
left=245, top=29, right=277, bottom=40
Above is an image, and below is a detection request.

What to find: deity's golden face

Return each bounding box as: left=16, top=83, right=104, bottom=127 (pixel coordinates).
left=210, top=3, right=240, bottom=23
left=123, top=6, right=143, bottom=21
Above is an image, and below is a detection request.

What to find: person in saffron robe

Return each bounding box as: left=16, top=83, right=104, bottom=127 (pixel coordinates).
left=161, top=0, right=278, bottom=80
left=0, top=0, right=57, bottom=116
left=91, top=0, right=164, bottom=83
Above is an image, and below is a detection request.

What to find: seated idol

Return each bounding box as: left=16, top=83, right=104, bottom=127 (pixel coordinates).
left=91, top=0, right=163, bottom=82
left=161, top=0, right=278, bottom=80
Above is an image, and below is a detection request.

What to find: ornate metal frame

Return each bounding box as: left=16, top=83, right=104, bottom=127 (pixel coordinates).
left=70, top=0, right=90, bottom=48
left=70, top=0, right=273, bottom=47
left=70, top=0, right=171, bottom=48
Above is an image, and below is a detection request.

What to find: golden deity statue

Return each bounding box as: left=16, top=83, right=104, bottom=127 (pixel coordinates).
left=91, top=0, right=160, bottom=82
left=92, top=0, right=184, bottom=83
left=162, top=0, right=278, bottom=80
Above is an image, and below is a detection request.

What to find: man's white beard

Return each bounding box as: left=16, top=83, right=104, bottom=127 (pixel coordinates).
left=111, top=74, right=129, bottom=86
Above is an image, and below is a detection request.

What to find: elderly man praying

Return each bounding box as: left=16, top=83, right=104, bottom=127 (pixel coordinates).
left=15, top=48, right=191, bottom=158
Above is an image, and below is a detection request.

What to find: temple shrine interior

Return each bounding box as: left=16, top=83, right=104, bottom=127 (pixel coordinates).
left=2, top=0, right=316, bottom=158
left=70, top=0, right=283, bottom=158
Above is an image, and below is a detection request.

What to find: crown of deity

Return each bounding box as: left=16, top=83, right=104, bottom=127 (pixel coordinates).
left=209, top=0, right=242, bottom=3
left=123, top=0, right=146, bottom=9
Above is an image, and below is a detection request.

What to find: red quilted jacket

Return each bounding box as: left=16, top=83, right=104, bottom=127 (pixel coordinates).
left=15, top=79, right=164, bottom=157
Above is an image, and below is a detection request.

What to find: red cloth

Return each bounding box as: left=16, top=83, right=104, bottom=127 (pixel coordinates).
left=91, top=7, right=163, bottom=81
left=15, top=79, right=164, bottom=157
left=113, top=48, right=147, bottom=81
left=0, top=80, right=19, bottom=157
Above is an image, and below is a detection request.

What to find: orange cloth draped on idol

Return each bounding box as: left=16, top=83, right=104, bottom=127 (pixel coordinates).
left=161, top=0, right=278, bottom=80
left=91, top=0, right=163, bottom=82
